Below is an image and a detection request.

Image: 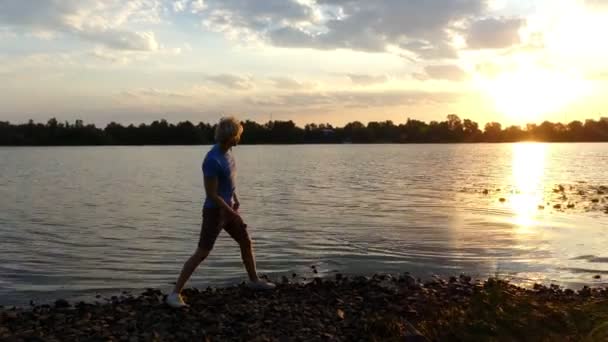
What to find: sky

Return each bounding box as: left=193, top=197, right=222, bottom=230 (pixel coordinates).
left=1, top=0, right=607, bottom=127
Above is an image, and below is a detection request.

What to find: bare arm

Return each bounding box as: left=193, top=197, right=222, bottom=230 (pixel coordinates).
left=204, top=176, right=238, bottom=217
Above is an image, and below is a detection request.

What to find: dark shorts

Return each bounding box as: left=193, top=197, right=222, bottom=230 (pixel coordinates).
left=198, top=208, right=250, bottom=250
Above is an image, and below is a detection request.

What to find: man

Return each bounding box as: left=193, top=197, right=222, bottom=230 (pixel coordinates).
left=167, top=117, right=275, bottom=308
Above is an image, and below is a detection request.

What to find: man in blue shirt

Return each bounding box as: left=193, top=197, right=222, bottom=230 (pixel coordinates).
left=167, top=117, right=275, bottom=308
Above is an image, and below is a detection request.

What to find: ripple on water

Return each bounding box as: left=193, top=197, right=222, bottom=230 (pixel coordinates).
left=1, top=144, right=608, bottom=306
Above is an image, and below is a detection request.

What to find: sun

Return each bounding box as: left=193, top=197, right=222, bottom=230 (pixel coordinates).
left=470, top=0, right=603, bottom=123
left=474, top=62, right=587, bottom=123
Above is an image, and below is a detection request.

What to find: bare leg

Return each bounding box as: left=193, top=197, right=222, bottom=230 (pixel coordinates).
left=172, top=247, right=210, bottom=293
left=239, top=238, right=259, bottom=281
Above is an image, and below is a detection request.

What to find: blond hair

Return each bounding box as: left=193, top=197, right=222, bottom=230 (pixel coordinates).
left=214, top=116, right=243, bottom=143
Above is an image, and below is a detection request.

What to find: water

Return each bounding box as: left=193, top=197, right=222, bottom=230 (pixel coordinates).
left=1, top=144, right=608, bottom=306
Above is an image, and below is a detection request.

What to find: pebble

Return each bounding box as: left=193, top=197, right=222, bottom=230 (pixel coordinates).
left=54, top=299, right=70, bottom=309
left=336, top=309, right=345, bottom=320
left=4, top=273, right=606, bottom=341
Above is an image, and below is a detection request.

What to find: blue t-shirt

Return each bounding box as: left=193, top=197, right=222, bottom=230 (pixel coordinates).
left=202, top=144, right=236, bottom=208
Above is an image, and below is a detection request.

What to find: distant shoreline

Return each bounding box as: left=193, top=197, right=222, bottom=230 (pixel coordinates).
left=2, top=116, right=608, bottom=145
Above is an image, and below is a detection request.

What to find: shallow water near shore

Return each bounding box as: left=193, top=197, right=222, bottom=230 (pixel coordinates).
left=1, top=143, right=608, bottom=306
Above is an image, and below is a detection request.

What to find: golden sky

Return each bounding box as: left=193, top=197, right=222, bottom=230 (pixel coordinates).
left=0, top=0, right=607, bottom=126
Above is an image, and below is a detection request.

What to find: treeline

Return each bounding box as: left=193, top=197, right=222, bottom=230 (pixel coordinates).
left=1, top=115, right=608, bottom=145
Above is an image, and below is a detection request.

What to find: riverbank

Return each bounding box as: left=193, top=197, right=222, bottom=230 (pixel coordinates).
left=2, top=274, right=608, bottom=341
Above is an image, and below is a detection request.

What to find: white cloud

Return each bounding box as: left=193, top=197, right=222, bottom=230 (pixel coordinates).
left=190, top=0, right=207, bottom=13
left=245, top=90, right=461, bottom=110
left=0, top=0, right=162, bottom=51
left=347, top=74, right=388, bottom=86
left=90, top=49, right=133, bottom=65
left=79, top=29, right=159, bottom=51
left=173, top=0, right=188, bottom=12
left=206, top=74, right=253, bottom=90
left=269, top=77, right=313, bottom=90
left=420, top=64, right=467, bottom=81
left=88, top=44, right=181, bottom=65
left=121, top=88, right=192, bottom=99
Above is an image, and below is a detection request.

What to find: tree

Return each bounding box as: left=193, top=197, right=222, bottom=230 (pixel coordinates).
left=463, top=119, right=481, bottom=142
left=1, top=117, right=607, bottom=146
left=484, top=122, right=502, bottom=142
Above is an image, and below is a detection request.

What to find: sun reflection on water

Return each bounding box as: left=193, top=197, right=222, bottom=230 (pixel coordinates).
left=510, top=143, right=547, bottom=229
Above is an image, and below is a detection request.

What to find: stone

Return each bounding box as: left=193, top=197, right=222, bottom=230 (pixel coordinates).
left=459, top=274, right=472, bottom=283
left=402, top=274, right=418, bottom=288
left=54, top=299, right=70, bottom=308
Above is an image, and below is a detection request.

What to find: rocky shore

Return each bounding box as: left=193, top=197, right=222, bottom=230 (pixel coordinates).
left=2, top=274, right=608, bottom=341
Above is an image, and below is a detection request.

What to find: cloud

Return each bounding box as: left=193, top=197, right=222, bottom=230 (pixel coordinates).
left=245, top=90, right=461, bottom=110
left=190, top=0, right=208, bottom=13
left=195, top=0, right=486, bottom=58
left=78, top=30, right=159, bottom=51
left=416, top=64, right=467, bottom=81
left=90, top=49, right=133, bottom=65
left=400, top=40, right=459, bottom=60
left=466, top=17, right=524, bottom=49
left=269, top=77, right=313, bottom=90
left=87, top=44, right=180, bottom=65
left=200, top=0, right=313, bottom=41
left=206, top=74, right=253, bottom=90
left=0, top=0, right=162, bottom=51
left=173, top=0, right=188, bottom=12
left=120, top=88, right=191, bottom=99
left=347, top=74, right=388, bottom=86
left=172, top=0, right=207, bottom=13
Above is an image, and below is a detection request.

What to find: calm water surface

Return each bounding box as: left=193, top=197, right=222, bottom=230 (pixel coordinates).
left=1, top=144, right=607, bottom=306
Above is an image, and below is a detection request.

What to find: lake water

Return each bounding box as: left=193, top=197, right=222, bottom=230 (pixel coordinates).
left=1, top=144, right=608, bottom=306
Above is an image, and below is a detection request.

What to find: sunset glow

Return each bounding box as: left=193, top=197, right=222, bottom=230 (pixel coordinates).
left=1, top=0, right=607, bottom=126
